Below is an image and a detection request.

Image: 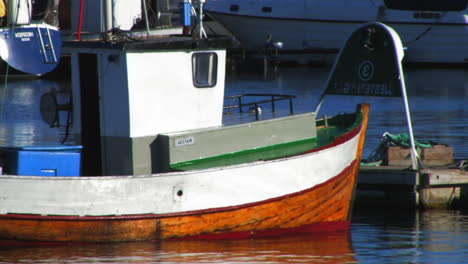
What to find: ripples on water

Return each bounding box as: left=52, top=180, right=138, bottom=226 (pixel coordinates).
left=0, top=66, right=467, bottom=263
left=352, top=209, right=468, bottom=263
left=0, top=79, right=73, bottom=147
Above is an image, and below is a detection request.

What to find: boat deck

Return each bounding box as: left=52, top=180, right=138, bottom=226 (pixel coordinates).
left=171, top=113, right=360, bottom=171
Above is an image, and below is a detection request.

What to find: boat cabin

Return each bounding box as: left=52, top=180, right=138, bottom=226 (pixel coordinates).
left=62, top=34, right=326, bottom=176
left=63, top=36, right=231, bottom=176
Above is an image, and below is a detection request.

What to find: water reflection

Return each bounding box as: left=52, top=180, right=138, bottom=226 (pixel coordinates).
left=0, top=79, right=73, bottom=147
left=352, top=209, right=468, bottom=263
left=0, top=232, right=355, bottom=264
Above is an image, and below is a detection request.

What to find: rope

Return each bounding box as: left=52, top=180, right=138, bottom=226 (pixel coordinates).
left=101, top=28, right=140, bottom=43
left=383, top=132, right=433, bottom=149
left=459, top=160, right=468, bottom=171
left=362, top=132, right=434, bottom=165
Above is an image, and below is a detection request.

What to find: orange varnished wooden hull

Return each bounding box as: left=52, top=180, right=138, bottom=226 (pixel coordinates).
left=0, top=161, right=357, bottom=243
left=0, top=104, right=369, bottom=243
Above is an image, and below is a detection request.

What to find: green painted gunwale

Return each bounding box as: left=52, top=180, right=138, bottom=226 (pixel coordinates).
left=170, top=111, right=363, bottom=171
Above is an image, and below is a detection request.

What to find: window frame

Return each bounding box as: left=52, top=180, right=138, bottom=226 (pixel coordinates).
left=191, top=52, right=218, bottom=88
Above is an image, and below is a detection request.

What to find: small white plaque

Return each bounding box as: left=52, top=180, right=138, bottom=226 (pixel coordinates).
left=175, top=136, right=195, bottom=147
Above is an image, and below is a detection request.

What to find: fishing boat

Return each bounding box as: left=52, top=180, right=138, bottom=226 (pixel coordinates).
left=205, top=0, right=468, bottom=65
left=0, top=17, right=420, bottom=242
left=0, top=0, right=61, bottom=76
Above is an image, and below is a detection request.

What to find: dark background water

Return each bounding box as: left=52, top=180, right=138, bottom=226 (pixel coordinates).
left=0, top=66, right=467, bottom=263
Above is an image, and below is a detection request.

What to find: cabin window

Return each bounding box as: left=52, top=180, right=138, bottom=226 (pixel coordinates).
left=192, top=52, right=218, bottom=88
left=384, top=0, right=468, bottom=11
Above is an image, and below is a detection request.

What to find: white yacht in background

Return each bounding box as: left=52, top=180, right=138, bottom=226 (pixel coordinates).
left=205, top=0, right=468, bottom=65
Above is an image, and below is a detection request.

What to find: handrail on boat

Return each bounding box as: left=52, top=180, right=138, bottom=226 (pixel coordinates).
left=224, top=93, right=296, bottom=120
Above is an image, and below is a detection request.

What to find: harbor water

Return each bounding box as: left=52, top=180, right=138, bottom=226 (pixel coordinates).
left=0, top=66, right=467, bottom=263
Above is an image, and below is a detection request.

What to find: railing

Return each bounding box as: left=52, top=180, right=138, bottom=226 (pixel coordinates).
left=224, top=93, right=296, bottom=120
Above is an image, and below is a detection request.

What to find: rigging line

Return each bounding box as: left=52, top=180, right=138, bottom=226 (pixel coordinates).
left=144, top=0, right=157, bottom=26
left=405, top=26, right=432, bottom=45
left=408, top=11, right=446, bottom=45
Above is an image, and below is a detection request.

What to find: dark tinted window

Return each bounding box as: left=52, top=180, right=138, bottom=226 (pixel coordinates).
left=192, top=52, right=218, bottom=88
left=384, top=0, right=468, bottom=11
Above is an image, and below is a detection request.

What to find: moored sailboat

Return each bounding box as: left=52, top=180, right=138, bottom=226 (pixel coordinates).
left=0, top=0, right=61, bottom=76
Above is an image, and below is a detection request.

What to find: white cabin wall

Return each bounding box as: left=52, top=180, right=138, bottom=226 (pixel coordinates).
left=72, top=48, right=227, bottom=175
left=92, top=50, right=226, bottom=139
left=71, top=51, right=226, bottom=138
left=69, top=47, right=226, bottom=175
left=83, top=49, right=227, bottom=138
left=125, top=50, right=226, bottom=138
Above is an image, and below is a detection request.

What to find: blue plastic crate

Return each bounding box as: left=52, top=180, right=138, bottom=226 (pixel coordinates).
left=2, top=145, right=82, bottom=177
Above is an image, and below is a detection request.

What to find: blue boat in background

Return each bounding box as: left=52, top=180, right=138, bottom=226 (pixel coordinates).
left=0, top=0, right=61, bottom=76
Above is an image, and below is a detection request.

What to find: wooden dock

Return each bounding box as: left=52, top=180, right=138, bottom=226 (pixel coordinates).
left=356, top=164, right=468, bottom=209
